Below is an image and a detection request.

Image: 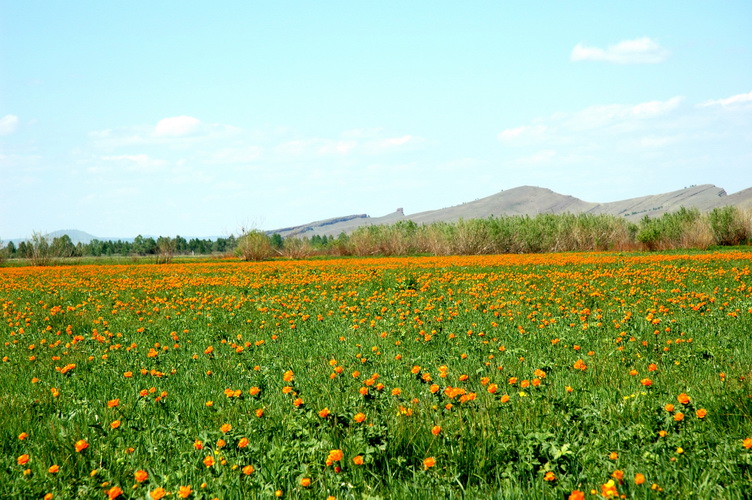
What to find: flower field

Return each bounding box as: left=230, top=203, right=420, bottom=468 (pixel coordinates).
left=2, top=251, right=752, bottom=499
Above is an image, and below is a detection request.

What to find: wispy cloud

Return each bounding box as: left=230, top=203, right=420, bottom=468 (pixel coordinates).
left=0, top=114, right=19, bottom=135
left=698, top=90, right=752, bottom=108
left=571, top=37, right=670, bottom=64
left=153, top=116, right=201, bottom=137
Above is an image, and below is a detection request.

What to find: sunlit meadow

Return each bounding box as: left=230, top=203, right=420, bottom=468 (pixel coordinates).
left=2, top=251, right=752, bottom=499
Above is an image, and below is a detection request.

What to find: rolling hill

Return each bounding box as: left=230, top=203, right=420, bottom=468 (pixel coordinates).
left=270, top=184, right=752, bottom=238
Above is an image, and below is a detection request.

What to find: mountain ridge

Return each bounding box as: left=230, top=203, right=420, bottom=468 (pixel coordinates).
left=270, top=184, right=752, bottom=238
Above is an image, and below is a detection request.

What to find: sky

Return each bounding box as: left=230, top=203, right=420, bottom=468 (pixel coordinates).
left=2, top=1, right=751, bottom=239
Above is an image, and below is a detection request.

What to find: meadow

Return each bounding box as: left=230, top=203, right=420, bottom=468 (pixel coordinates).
left=2, top=251, right=751, bottom=499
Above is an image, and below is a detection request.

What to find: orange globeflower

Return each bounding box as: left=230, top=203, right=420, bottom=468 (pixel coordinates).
left=107, top=398, right=120, bottom=408
left=431, top=425, right=441, bottom=436
left=635, top=473, right=646, bottom=485
left=500, top=394, right=510, bottom=403
left=696, top=409, right=707, bottom=419
left=203, top=456, right=215, bottom=467
left=283, top=370, right=294, bottom=382
left=193, top=439, right=204, bottom=450
left=238, top=437, right=249, bottom=448
left=220, top=423, right=232, bottom=433
left=640, top=378, right=652, bottom=387
left=48, top=464, right=60, bottom=474
left=742, top=438, right=752, bottom=449
left=74, top=439, right=89, bottom=452
left=569, top=490, right=585, bottom=500
left=543, top=471, right=556, bottom=481
left=677, top=393, right=690, bottom=405
left=423, top=457, right=436, bottom=469
left=106, top=486, right=124, bottom=499
left=354, top=412, right=366, bottom=423
left=135, top=469, right=149, bottom=482
left=255, top=408, right=264, bottom=418
left=352, top=455, right=364, bottom=465
left=177, top=485, right=193, bottom=498
left=110, top=420, right=121, bottom=430
left=319, top=408, right=331, bottom=418
left=18, top=432, right=28, bottom=440
left=150, top=487, right=167, bottom=500
left=17, top=454, right=30, bottom=465
left=242, top=465, right=255, bottom=475
left=674, top=412, right=685, bottom=422
left=300, top=477, right=311, bottom=487
left=601, top=479, right=618, bottom=498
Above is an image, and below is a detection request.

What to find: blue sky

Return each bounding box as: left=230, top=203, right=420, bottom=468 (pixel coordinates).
left=2, top=1, right=751, bottom=239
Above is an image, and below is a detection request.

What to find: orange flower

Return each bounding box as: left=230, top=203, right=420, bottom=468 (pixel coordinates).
left=743, top=438, right=752, bottom=449
left=18, top=432, right=28, bottom=440
left=569, top=490, right=585, bottom=500
left=283, top=370, right=294, bottom=382
left=677, top=393, right=690, bottom=405
left=431, top=425, right=441, bottom=436
left=609, top=451, right=618, bottom=460
left=74, top=439, right=89, bottom=452
left=242, top=465, right=255, bottom=475
left=319, top=408, right=331, bottom=418
left=487, top=383, right=498, bottom=394
left=543, top=471, right=556, bottom=481
left=612, top=469, right=624, bottom=484
left=193, top=439, right=203, bottom=450
left=238, top=437, right=249, bottom=448
left=135, top=469, right=149, bottom=482
left=300, top=477, right=311, bottom=487
left=220, top=423, right=232, bottom=433
left=48, top=464, right=60, bottom=474
left=216, top=439, right=226, bottom=448
left=150, top=487, right=166, bottom=500
left=17, top=454, right=30, bottom=465
left=647, top=363, right=657, bottom=372
left=203, top=456, right=215, bottom=467
left=354, top=412, right=366, bottom=423
left=107, top=398, right=120, bottom=408
left=640, top=378, right=652, bottom=387
left=601, top=479, right=618, bottom=498
left=673, top=412, right=685, bottom=422
left=110, top=420, right=121, bottom=429
left=352, top=455, right=364, bottom=465
left=255, top=408, right=264, bottom=418
left=106, top=486, right=124, bottom=499
left=696, top=408, right=707, bottom=419
left=634, top=473, right=646, bottom=485
left=249, top=386, right=261, bottom=396
left=391, top=388, right=402, bottom=396
left=423, top=457, right=436, bottom=469
left=177, top=485, right=193, bottom=498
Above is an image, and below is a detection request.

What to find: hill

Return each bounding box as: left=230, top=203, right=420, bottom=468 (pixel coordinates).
left=270, top=184, right=752, bottom=238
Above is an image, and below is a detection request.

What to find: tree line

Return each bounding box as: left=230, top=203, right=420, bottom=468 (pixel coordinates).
left=2, top=206, right=750, bottom=265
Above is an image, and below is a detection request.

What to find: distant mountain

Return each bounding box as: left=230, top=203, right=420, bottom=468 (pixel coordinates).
left=47, top=229, right=100, bottom=245
left=270, top=184, right=752, bottom=238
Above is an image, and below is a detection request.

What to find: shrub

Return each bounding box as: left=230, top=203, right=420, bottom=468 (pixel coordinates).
left=708, top=206, right=749, bottom=246
left=236, top=230, right=274, bottom=261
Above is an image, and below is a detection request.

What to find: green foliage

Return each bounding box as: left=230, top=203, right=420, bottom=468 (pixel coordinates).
left=236, top=230, right=274, bottom=261
left=709, top=206, right=750, bottom=246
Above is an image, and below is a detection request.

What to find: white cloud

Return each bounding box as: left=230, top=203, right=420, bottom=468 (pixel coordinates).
left=153, top=116, right=201, bottom=137
left=497, top=125, right=547, bottom=143
left=559, top=96, right=684, bottom=130
left=0, top=114, right=19, bottom=135
left=571, top=37, right=670, bottom=64
left=698, top=90, right=752, bottom=108
left=101, top=154, right=167, bottom=172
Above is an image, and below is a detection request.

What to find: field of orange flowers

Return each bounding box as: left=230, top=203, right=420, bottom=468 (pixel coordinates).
left=2, top=251, right=752, bottom=499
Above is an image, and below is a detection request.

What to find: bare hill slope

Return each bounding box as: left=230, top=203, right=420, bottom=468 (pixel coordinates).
left=270, top=184, right=752, bottom=238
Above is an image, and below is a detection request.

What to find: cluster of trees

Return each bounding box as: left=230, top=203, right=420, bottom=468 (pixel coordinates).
left=3, top=206, right=750, bottom=265
left=1, top=233, right=239, bottom=264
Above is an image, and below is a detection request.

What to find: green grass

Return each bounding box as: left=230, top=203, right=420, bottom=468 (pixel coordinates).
left=1, top=251, right=751, bottom=499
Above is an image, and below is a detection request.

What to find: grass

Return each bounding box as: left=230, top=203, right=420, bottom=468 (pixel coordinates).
left=1, top=251, right=751, bottom=499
